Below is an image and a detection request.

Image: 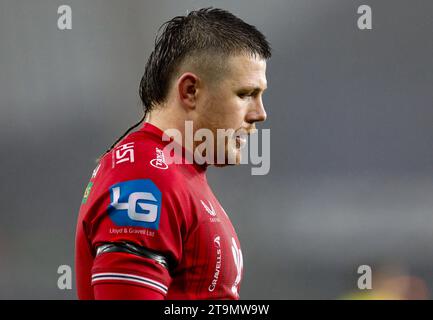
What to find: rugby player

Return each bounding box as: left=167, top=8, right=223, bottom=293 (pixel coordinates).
left=75, top=7, right=271, bottom=300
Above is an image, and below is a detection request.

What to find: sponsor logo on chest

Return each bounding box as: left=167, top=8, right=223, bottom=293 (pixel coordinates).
left=200, top=199, right=222, bottom=223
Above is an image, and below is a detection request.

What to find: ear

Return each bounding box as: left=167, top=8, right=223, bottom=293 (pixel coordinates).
left=177, top=72, right=200, bottom=110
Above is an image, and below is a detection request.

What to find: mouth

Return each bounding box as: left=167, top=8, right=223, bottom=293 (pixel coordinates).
left=235, top=136, right=247, bottom=147
left=234, top=130, right=249, bottom=149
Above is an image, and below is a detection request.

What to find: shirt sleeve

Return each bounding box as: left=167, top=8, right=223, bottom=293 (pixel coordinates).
left=91, top=251, right=169, bottom=298
left=87, top=177, right=187, bottom=299
left=93, top=279, right=165, bottom=300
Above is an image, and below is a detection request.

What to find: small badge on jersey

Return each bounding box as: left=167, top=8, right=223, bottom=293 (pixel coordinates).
left=108, top=179, right=162, bottom=230
left=112, top=142, right=135, bottom=168
left=91, top=163, right=101, bottom=179
left=81, top=182, right=93, bottom=204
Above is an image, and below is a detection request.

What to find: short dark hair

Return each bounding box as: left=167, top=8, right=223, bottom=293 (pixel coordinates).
left=101, top=7, right=271, bottom=159
left=140, top=7, right=271, bottom=111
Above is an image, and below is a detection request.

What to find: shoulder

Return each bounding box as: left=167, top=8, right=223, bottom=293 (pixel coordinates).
left=93, top=131, right=185, bottom=197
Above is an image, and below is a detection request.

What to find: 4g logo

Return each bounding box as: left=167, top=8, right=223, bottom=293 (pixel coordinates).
left=108, top=179, right=162, bottom=230
left=111, top=186, right=158, bottom=223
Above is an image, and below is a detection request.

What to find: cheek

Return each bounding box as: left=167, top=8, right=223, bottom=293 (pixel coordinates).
left=203, top=94, right=246, bottom=129
left=217, top=100, right=246, bottom=128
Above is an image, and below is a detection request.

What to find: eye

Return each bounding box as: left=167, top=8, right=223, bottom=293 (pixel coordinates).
left=238, top=92, right=253, bottom=99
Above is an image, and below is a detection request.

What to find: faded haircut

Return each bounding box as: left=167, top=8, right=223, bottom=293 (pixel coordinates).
left=102, top=7, right=271, bottom=159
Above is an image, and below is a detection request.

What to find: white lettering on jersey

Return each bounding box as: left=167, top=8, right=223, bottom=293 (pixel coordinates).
left=113, top=142, right=135, bottom=166
left=231, top=237, right=243, bottom=297
left=150, top=147, right=168, bottom=170
left=91, top=163, right=101, bottom=178
left=201, top=200, right=216, bottom=216
left=111, top=186, right=158, bottom=222
left=208, top=235, right=222, bottom=292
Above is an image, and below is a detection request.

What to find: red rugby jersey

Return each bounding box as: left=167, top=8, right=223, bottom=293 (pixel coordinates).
left=75, top=122, right=243, bottom=299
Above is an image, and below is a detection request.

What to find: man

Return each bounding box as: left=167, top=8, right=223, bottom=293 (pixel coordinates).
left=75, top=7, right=271, bottom=300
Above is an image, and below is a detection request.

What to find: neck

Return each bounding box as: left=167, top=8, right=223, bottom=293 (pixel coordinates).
left=147, top=104, right=197, bottom=155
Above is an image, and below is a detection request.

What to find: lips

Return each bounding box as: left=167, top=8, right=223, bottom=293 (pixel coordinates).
left=234, top=135, right=247, bottom=149
left=234, top=128, right=252, bottom=148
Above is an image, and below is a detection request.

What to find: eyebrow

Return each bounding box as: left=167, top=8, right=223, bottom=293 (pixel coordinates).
left=239, top=85, right=267, bottom=93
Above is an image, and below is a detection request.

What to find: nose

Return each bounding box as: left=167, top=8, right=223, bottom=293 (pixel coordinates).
left=246, top=97, right=267, bottom=124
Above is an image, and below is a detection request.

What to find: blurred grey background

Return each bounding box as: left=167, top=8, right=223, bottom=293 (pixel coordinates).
left=0, top=0, right=432, bottom=299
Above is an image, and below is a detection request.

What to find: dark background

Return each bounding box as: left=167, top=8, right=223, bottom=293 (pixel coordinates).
left=0, top=0, right=432, bottom=299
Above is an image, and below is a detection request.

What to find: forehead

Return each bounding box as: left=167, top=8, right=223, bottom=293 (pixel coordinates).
left=225, top=54, right=267, bottom=89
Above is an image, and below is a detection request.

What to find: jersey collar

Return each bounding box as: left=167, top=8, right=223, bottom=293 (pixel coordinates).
left=139, top=122, right=208, bottom=174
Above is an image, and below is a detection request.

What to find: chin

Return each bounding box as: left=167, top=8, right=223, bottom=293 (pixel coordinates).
left=226, top=149, right=242, bottom=166
left=212, top=149, right=242, bottom=167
